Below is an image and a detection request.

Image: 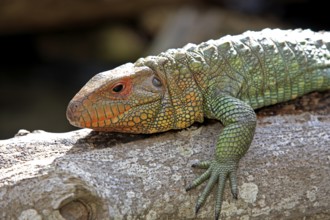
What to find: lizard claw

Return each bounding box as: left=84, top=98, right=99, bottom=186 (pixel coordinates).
left=187, top=159, right=239, bottom=220
left=229, top=171, right=238, bottom=200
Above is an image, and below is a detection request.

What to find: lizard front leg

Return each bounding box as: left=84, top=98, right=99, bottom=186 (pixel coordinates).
left=186, top=95, right=256, bottom=219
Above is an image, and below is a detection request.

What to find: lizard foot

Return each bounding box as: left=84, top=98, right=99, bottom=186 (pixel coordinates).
left=186, top=160, right=238, bottom=220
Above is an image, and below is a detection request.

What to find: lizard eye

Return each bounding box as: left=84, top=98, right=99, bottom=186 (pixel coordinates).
left=111, top=83, right=125, bottom=93
left=152, top=76, right=162, bottom=87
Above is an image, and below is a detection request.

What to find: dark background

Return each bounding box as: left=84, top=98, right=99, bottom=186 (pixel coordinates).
left=0, top=0, right=329, bottom=139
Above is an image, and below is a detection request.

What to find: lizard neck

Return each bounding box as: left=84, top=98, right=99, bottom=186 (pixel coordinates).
left=136, top=52, right=205, bottom=130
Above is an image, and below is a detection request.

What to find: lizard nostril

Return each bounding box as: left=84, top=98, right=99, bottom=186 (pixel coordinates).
left=66, top=101, right=80, bottom=124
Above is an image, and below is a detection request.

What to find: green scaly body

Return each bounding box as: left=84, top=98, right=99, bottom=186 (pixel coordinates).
left=67, top=29, right=330, bottom=219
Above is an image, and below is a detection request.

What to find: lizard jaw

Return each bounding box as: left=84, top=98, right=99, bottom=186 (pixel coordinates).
left=66, top=97, right=164, bottom=133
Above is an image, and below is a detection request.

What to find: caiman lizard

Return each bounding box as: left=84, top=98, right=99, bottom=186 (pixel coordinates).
left=66, top=29, right=330, bottom=219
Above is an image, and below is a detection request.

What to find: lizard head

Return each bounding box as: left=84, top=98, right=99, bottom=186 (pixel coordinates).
left=67, top=63, right=172, bottom=133
left=67, top=53, right=206, bottom=134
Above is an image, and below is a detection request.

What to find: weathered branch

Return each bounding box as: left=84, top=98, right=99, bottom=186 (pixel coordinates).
left=1, top=93, right=330, bottom=220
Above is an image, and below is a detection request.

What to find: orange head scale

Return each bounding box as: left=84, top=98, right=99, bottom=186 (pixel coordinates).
left=67, top=59, right=204, bottom=134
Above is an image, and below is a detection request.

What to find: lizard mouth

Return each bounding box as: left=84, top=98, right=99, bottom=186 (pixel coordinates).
left=66, top=100, right=131, bottom=129
left=67, top=97, right=162, bottom=133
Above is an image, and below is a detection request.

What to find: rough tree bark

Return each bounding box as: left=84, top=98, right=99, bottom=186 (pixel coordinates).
left=0, top=92, right=330, bottom=220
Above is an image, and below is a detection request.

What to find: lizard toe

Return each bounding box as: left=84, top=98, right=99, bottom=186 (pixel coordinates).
left=186, top=166, right=211, bottom=191
left=187, top=160, right=239, bottom=219
left=192, top=160, right=211, bottom=169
